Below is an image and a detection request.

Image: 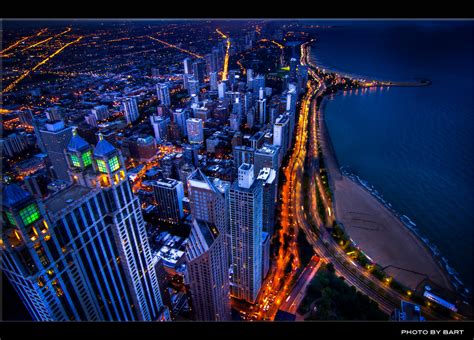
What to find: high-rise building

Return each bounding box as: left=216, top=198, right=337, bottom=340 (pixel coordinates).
left=19, top=109, right=34, bottom=126
left=218, top=81, right=226, bottom=100
left=152, top=178, right=184, bottom=224
left=257, top=88, right=267, bottom=126
left=192, top=60, right=206, bottom=84
left=186, top=118, right=204, bottom=144
left=183, top=73, right=194, bottom=91
left=273, top=114, right=290, bottom=155
left=186, top=219, right=231, bottom=321
left=262, top=231, right=271, bottom=279
left=187, top=169, right=229, bottom=237
left=183, top=58, right=193, bottom=75
left=188, top=79, right=200, bottom=97
left=228, top=163, right=263, bottom=303
left=172, top=108, right=189, bottom=137
left=183, top=144, right=200, bottom=168
left=1, top=135, right=169, bottom=321
left=205, top=53, right=218, bottom=75
left=45, top=106, right=63, bottom=121
left=253, top=74, right=265, bottom=94
left=233, top=145, right=255, bottom=171
left=122, top=97, right=139, bottom=124
left=150, top=115, right=170, bottom=143
left=156, top=83, right=171, bottom=107
left=0, top=132, right=29, bottom=158
left=39, top=120, right=74, bottom=182
left=289, top=57, right=298, bottom=81
left=246, top=68, right=254, bottom=86
left=91, top=105, right=110, bottom=121
left=249, top=131, right=265, bottom=150
left=210, top=71, right=218, bottom=91
left=257, top=168, right=278, bottom=235
left=254, top=143, right=280, bottom=175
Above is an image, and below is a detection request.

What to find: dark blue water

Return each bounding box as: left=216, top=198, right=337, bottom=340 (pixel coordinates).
left=310, top=21, right=473, bottom=291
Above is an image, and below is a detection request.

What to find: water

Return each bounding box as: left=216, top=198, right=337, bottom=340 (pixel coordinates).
left=310, top=21, right=473, bottom=291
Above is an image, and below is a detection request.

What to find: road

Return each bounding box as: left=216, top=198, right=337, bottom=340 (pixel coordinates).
left=296, top=40, right=461, bottom=320
left=279, top=256, right=322, bottom=315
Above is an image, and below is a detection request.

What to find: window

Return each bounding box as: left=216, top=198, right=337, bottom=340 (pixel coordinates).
left=70, top=154, right=81, bottom=167
left=19, top=204, right=41, bottom=225
left=5, top=211, right=16, bottom=226
left=108, top=156, right=120, bottom=172
left=97, top=159, right=108, bottom=173
left=82, top=150, right=92, bottom=167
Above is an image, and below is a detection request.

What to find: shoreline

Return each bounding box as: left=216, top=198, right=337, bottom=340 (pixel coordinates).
left=317, top=90, right=459, bottom=298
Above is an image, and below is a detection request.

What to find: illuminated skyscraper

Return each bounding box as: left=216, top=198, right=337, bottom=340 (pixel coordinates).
left=183, top=58, right=193, bottom=74
left=151, top=178, right=184, bottom=224
left=156, top=83, right=171, bottom=107
left=0, top=134, right=169, bottom=321
left=122, top=97, right=139, bottom=124
left=210, top=71, right=218, bottom=91
left=186, top=118, right=204, bottom=144
left=228, top=163, right=263, bottom=303
left=186, top=218, right=231, bottom=321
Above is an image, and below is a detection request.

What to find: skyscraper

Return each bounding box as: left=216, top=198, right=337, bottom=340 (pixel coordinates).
left=39, top=120, right=73, bottom=182
left=172, top=108, right=189, bottom=137
left=156, top=83, right=171, bottom=107
left=152, top=178, right=184, bottom=224
left=257, top=167, right=278, bottom=235
left=188, top=79, right=200, bottom=97
left=1, top=134, right=169, bottom=321
left=254, top=143, right=280, bottom=175
left=186, top=118, right=204, bottom=144
left=183, top=57, right=193, bottom=75
left=187, top=169, right=230, bottom=258
left=218, top=81, right=226, bottom=100
left=228, top=163, right=263, bottom=303
left=273, top=114, right=290, bottom=155
left=186, top=219, right=231, bottom=321
left=289, top=57, right=298, bottom=81
left=210, top=71, right=218, bottom=91
left=150, top=115, right=170, bottom=143
left=257, top=88, right=267, bottom=126
left=192, top=60, right=206, bottom=84
left=233, top=145, right=255, bottom=171
left=122, top=97, right=139, bottom=124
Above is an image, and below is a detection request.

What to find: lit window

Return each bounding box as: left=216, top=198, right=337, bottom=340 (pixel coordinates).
left=82, top=150, right=92, bottom=167
left=108, top=156, right=120, bottom=172
left=70, top=154, right=80, bottom=167
left=19, top=204, right=41, bottom=226
left=5, top=211, right=16, bottom=225
left=96, top=159, right=108, bottom=173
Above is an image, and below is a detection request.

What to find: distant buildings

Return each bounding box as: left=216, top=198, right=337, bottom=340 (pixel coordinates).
left=150, top=115, right=170, bottom=143
left=156, top=83, right=171, bottom=107
left=122, top=97, right=139, bottom=124
left=152, top=178, right=184, bottom=224
left=0, top=132, right=29, bottom=158
left=186, top=118, right=204, bottom=144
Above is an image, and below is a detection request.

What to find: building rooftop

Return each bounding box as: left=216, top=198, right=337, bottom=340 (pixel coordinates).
left=44, top=185, right=92, bottom=215
left=67, top=131, right=90, bottom=152
left=94, top=135, right=116, bottom=157
left=2, top=184, right=32, bottom=208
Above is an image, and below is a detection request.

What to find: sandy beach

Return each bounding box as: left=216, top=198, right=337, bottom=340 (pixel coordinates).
left=318, top=98, right=453, bottom=293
